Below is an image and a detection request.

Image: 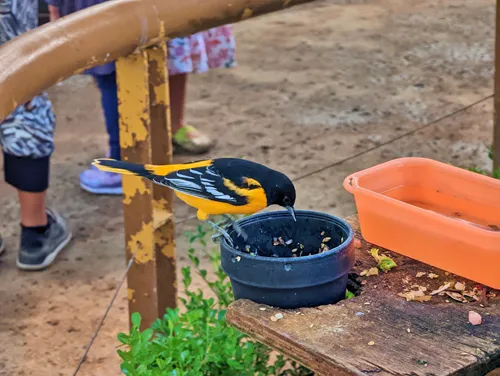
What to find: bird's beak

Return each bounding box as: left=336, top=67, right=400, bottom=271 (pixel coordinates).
left=285, top=206, right=296, bottom=222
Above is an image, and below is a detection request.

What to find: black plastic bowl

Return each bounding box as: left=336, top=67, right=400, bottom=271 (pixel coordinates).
left=220, top=210, right=355, bottom=309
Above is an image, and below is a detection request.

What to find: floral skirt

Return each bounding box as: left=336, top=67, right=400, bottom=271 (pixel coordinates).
left=167, top=25, right=236, bottom=75
left=87, top=25, right=236, bottom=76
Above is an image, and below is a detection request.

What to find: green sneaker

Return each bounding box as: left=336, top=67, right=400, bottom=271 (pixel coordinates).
left=173, top=125, right=215, bottom=154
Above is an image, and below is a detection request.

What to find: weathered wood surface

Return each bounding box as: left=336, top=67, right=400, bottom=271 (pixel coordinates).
left=226, top=216, right=500, bottom=376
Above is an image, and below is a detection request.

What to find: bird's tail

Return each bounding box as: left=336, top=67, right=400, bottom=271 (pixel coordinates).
left=92, top=158, right=212, bottom=177
left=92, top=159, right=157, bottom=178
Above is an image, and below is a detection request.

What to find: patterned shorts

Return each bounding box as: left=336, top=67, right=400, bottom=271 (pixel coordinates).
left=1, top=0, right=55, bottom=159
left=0, top=93, right=56, bottom=159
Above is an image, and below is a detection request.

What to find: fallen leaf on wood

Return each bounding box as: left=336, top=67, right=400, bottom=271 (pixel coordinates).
left=416, top=272, right=426, bottom=278
left=410, top=285, right=427, bottom=292
left=428, top=273, right=439, bottom=279
left=468, top=311, right=482, bottom=326
left=463, top=291, right=480, bottom=301
left=455, top=282, right=466, bottom=291
left=430, top=283, right=451, bottom=295
left=360, top=267, right=379, bottom=277
left=369, top=248, right=397, bottom=272
left=398, top=290, right=432, bottom=302
left=445, top=292, right=468, bottom=303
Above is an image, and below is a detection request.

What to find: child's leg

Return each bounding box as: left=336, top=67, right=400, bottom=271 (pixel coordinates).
left=1, top=94, right=72, bottom=270
left=79, top=72, right=123, bottom=195
left=170, top=73, right=214, bottom=153
left=4, top=153, right=49, bottom=227
left=95, top=71, right=120, bottom=160
left=169, top=73, right=187, bottom=134
left=18, top=191, right=47, bottom=226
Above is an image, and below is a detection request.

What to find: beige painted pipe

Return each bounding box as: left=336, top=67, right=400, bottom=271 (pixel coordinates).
left=0, top=0, right=314, bottom=121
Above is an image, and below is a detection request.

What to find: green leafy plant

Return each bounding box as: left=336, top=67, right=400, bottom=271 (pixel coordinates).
left=117, top=224, right=314, bottom=376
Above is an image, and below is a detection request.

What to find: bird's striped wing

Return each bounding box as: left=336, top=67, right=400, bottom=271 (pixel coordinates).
left=153, top=165, right=249, bottom=206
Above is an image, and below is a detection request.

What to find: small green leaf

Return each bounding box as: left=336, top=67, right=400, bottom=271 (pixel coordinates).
left=141, top=328, right=154, bottom=342
left=117, top=332, right=129, bottom=344
left=370, top=248, right=397, bottom=271
left=379, top=258, right=397, bottom=271
left=227, top=358, right=244, bottom=369
left=345, top=290, right=355, bottom=299
left=120, top=362, right=135, bottom=375
left=131, top=312, right=141, bottom=328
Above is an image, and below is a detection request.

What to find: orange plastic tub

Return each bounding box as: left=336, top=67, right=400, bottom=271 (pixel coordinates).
left=343, top=157, right=500, bottom=289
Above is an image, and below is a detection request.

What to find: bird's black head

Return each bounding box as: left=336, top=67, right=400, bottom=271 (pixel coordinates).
left=265, top=171, right=297, bottom=221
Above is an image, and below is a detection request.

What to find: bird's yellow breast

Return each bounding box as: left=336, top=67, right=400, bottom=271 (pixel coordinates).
left=175, top=187, right=267, bottom=221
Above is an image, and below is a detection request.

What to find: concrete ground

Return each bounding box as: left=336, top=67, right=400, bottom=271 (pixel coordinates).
left=0, top=0, right=498, bottom=374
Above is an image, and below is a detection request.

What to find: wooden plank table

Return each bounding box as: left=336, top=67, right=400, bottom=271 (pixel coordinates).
left=226, top=216, right=500, bottom=376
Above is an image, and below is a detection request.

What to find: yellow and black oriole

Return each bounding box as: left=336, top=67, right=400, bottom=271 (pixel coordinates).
left=92, top=158, right=296, bottom=244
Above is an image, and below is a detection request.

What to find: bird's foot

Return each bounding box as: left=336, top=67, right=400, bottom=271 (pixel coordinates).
left=223, top=215, right=248, bottom=241
left=207, top=220, right=234, bottom=247
left=211, top=232, right=222, bottom=244
left=231, top=220, right=248, bottom=242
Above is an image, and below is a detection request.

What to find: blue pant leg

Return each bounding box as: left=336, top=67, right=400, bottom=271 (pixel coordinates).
left=94, top=72, right=120, bottom=160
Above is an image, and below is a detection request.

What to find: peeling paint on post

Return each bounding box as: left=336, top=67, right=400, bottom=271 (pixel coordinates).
left=116, top=42, right=176, bottom=330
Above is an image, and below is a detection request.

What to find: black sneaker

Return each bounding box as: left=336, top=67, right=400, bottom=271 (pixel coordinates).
left=17, top=209, right=72, bottom=270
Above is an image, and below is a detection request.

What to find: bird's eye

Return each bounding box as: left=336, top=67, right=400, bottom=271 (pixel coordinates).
left=283, top=197, right=291, bottom=205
